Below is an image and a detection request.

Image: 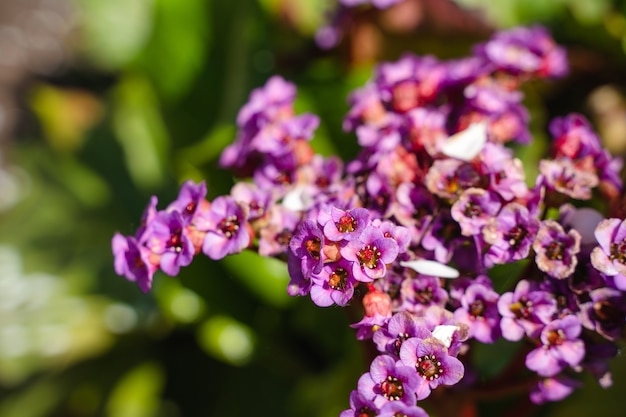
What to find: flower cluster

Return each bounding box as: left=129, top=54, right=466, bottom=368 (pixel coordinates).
left=113, top=26, right=625, bottom=416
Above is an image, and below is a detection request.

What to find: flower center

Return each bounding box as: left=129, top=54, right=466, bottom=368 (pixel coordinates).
left=305, top=238, right=322, bottom=259
left=469, top=299, right=485, bottom=318
left=337, top=214, right=357, bottom=233
left=593, top=300, right=622, bottom=323
left=463, top=201, right=483, bottom=218
left=414, top=286, right=434, bottom=305
left=328, top=267, right=348, bottom=290
left=546, top=329, right=565, bottom=346
left=219, top=215, right=240, bottom=239
left=393, top=332, right=411, bottom=356
left=510, top=298, right=532, bottom=319
left=545, top=241, right=564, bottom=261
left=357, top=407, right=377, bottom=417
left=609, top=240, right=626, bottom=264
left=380, top=375, right=405, bottom=401
left=276, top=229, right=293, bottom=246
left=416, top=354, right=443, bottom=380
left=185, top=201, right=197, bottom=215
left=505, top=225, right=528, bottom=249
left=358, top=244, right=382, bottom=269
left=167, top=230, right=183, bottom=253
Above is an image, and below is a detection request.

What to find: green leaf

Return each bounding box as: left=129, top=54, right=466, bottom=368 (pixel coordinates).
left=136, top=0, right=210, bottom=101
left=76, top=0, right=155, bottom=69
left=112, top=75, right=170, bottom=189
left=220, top=251, right=292, bottom=308
left=105, top=363, right=165, bottom=417
left=197, top=315, right=255, bottom=366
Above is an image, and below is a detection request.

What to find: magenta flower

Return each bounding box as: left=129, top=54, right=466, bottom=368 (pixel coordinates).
left=453, top=282, right=501, bottom=343
left=525, top=315, right=585, bottom=377
left=498, top=279, right=557, bottom=340
left=289, top=219, right=325, bottom=277
left=530, top=376, right=580, bottom=404
left=475, top=25, right=568, bottom=78
left=339, top=390, right=379, bottom=417
left=400, top=275, right=448, bottom=314
left=358, top=354, right=420, bottom=408
left=579, top=287, right=626, bottom=341
left=143, top=211, right=195, bottom=276
left=318, top=206, right=371, bottom=242
left=341, top=226, right=399, bottom=282
left=112, top=233, right=157, bottom=293
left=379, top=402, right=429, bottom=417
left=399, top=337, right=464, bottom=400
left=451, top=188, right=501, bottom=236
left=166, top=180, right=208, bottom=224
left=200, top=196, right=250, bottom=260
left=533, top=220, right=581, bottom=279
left=591, top=218, right=626, bottom=277
left=483, top=202, right=540, bottom=267
left=373, top=311, right=431, bottom=357
left=310, top=259, right=357, bottom=307
left=538, top=158, right=598, bottom=200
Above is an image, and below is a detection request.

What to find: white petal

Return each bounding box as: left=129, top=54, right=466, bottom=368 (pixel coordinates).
left=282, top=186, right=313, bottom=212
left=400, top=259, right=460, bottom=279
left=441, top=121, right=488, bottom=161
left=432, top=325, right=458, bottom=348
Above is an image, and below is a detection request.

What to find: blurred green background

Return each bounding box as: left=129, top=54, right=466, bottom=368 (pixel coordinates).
left=0, top=0, right=625, bottom=416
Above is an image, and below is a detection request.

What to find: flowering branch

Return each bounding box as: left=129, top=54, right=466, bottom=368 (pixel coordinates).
left=112, top=24, right=625, bottom=417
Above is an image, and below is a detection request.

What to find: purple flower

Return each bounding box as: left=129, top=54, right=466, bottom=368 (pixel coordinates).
left=392, top=183, right=437, bottom=244
left=498, top=279, right=557, bottom=340
left=400, top=275, right=448, bottom=314
left=373, top=311, right=431, bottom=357
left=371, top=219, right=411, bottom=254
left=112, top=233, right=157, bottom=293
left=579, top=287, right=626, bottom=341
left=375, top=54, right=445, bottom=112
left=591, top=218, right=626, bottom=277
left=530, top=376, right=580, bottom=404
left=379, top=402, right=429, bottom=417
left=236, top=75, right=295, bottom=129
left=230, top=182, right=271, bottom=222
left=250, top=113, right=319, bottom=157
left=399, top=337, right=464, bottom=400
left=480, top=143, right=528, bottom=200
left=550, top=113, right=603, bottom=160
left=358, top=354, right=420, bottom=408
left=341, top=226, right=399, bottom=282
left=525, top=315, right=585, bottom=377
left=201, top=196, right=250, bottom=260
left=475, top=25, right=568, bottom=78
left=318, top=206, right=371, bottom=242
left=136, top=195, right=159, bottom=238
left=421, top=209, right=465, bottom=263
left=538, top=158, right=599, bottom=200
left=483, top=202, right=540, bottom=267
left=453, top=282, right=501, bottom=343
left=166, top=180, right=208, bottom=225
left=286, top=251, right=312, bottom=297
left=258, top=205, right=299, bottom=257
left=533, top=220, right=581, bottom=279
left=340, top=390, right=379, bottom=417
left=289, top=220, right=325, bottom=277
left=143, top=211, right=195, bottom=276
left=451, top=188, right=501, bottom=236
left=403, top=107, right=447, bottom=156
left=310, top=259, right=357, bottom=307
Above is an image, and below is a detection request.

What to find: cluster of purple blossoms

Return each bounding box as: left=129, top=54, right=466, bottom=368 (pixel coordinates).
left=113, top=25, right=626, bottom=416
